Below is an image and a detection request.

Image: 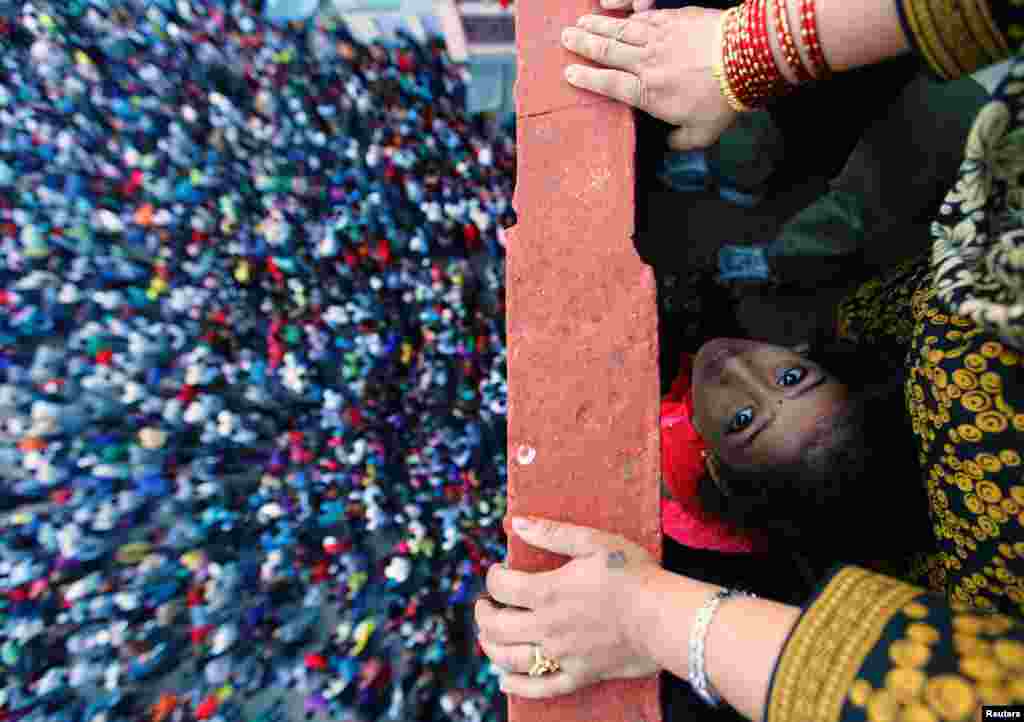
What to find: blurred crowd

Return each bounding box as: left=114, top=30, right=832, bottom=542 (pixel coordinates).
left=0, top=1, right=515, bottom=721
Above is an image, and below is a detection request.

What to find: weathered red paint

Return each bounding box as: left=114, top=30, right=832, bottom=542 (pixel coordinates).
left=514, top=4, right=631, bottom=118
left=505, top=9, right=662, bottom=718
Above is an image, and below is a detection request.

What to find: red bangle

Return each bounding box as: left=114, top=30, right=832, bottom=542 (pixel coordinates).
left=727, top=0, right=789, bottom=108
left=728, top=1, right=759, bottom=106
left=713, top=9, right=749, bottom=112
left=774, top=0, right=814, bottom=83
left=722, top=6, right=745, bottom=95
left=755, top=0, right=779, bottom=85
left=799, top=0, right=831, bottom=80
left=730, top=3, right=759, bottom=102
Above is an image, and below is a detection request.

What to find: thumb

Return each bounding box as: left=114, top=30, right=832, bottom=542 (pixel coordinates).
left=666, top=125, right=708, bottom=152
left=509, top=516, right=606, bottom=558
left=667, top=110, right=737, bottom=151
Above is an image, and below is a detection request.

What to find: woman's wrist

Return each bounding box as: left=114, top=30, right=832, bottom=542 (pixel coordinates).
left=634, top=567, right=802, bottom=722
left=628, top=566, right=723, bottom=677
left=717, top=0, right=807, bottom=111
left=816, top=0, right=910, bottom=72
left=714, top=0, right=912, bottom=112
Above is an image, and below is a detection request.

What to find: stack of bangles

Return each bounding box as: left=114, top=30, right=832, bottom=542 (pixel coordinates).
left=712, top=0, right=832, bottom=112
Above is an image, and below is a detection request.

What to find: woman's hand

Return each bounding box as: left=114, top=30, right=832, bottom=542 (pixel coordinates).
left=474, top=516, right=663, bottom=699
left=562, top=6, right=737, bottom=150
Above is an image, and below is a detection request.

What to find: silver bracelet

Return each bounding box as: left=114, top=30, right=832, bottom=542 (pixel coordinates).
left=688, top=588, right=757, bottom=707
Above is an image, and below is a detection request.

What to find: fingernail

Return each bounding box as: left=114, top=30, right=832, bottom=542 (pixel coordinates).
left=600, top=0, right=621, bottom=8
left=512, top=517, right=531, bottom=533
left=565, top=66, right=578, bottom=83
left=561, top=28, right=574, bottom=45
left=576, top=15, right=591, bottom=27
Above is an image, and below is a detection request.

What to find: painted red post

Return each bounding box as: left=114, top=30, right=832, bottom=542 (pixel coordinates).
left=502, top=1, right=663, bottom=720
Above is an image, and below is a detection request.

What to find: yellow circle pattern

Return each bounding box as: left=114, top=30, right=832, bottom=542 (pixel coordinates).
left=854, top=598, right=1024, bottom=722
left=976, top=411, right=1008, bottom=434
left=900, top=702, right=939, bottom=722
left=980, top=372, right=1002, bottom=394
left=976, top=453, right=1002, bottom=473
left=953, top=369, right=978, bottom=390
left=924, top=675, right=975, bottom=720
left=890, top=639, right=932, bottom=668
left=901, top=275, right=1024, bottom=621
left=961, top=391, right=990, bottom=412
left=834, top=255, right=1024, bottom=722
left=994, top=639, right=1024, bottom=669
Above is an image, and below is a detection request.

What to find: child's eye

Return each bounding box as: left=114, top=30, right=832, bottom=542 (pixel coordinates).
left=728, top=407, right=754, bottom=433
left=779, top=367, right=807, bottom=387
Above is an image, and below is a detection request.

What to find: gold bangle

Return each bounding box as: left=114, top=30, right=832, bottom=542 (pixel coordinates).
left=713, top=9, right=751, bottom=112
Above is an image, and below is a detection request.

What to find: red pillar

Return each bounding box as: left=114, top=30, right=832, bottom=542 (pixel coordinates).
left=503, top=2, right=663, bottom=720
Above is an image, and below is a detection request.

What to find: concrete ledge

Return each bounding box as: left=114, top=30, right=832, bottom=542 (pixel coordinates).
left=505, top=7, right=662, bottom=720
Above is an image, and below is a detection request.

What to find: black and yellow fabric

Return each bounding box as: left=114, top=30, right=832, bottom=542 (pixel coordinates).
left=754, top=9, right=1024, bottom=722
left=931, top=54, right=1024, bottom=351
left=768, top=566, right=1024, bottom=722
left=835, top=253, right=928, bottom=352
left=906, top=269, right=1024, bottom=619
left=894, top=0, right=1021, bottom=81
left=764, top=244, right=1024, bottom=721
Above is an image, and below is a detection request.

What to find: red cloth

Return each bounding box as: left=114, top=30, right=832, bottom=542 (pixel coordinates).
left=660, top=353, right=766, bottom=553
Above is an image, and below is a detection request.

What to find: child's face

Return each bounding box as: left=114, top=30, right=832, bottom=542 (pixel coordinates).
left=691, top=338, right=850, bottom=470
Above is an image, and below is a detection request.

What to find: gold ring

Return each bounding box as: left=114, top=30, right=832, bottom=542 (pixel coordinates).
left=528, top=645, right=561, bottom=676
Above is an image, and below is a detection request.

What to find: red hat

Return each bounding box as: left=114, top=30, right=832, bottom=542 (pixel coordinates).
left=661, top=352, right=767, bottom=553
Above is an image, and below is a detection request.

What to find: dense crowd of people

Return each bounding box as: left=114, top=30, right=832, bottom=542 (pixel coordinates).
left=0, top=1, right=516, bottom=721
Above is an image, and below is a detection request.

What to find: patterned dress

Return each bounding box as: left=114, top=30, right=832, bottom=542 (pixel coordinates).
left=765, top=3, right=1024, bottom=721
left=768, top=252, right=1024, bottom=722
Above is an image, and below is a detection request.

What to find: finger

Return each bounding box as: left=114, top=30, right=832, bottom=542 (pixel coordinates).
left=478, top=635, right=541, bottom=676
left=474, top=597, right=536, bottom=646
left=473, top=589, right=506, bottom=609
left=562, top=27, right=648, bottom=71
left=501, top=671, right=577, bottom=699
left=667, top=110, right=737, bottom=151
left=630, top=8, right=677, bottom=26
left=565, top=66, right=646, bottom=111
left=511, top=516, right=615, bottom=559
left=484, top=560, right=552, bottom=610
left=574, top=15, right=649, bottom=46
left=633, top=0, right=655, bottom=10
